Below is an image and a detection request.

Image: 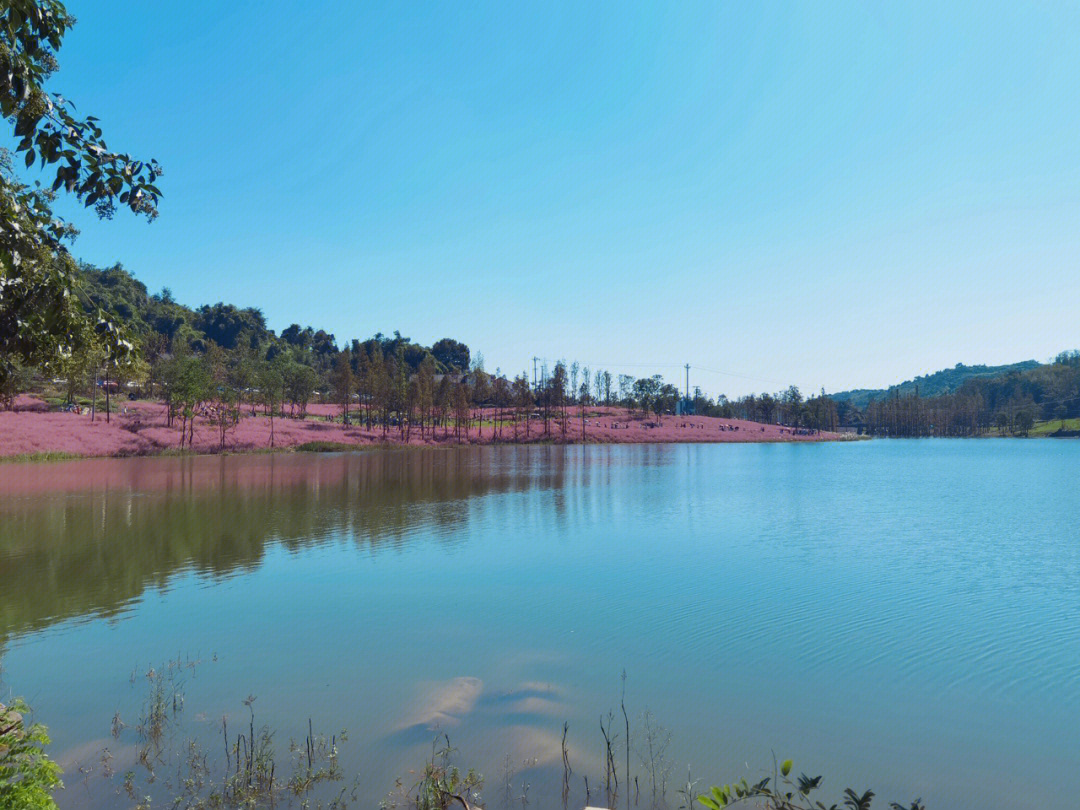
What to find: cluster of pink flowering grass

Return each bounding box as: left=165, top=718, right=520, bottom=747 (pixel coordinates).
left=0, top=396, right=830, bottom=460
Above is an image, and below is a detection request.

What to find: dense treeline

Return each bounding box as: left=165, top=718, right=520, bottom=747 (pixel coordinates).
left=831, top=360, right=1042, bottom=409
left=64, top=263, right=493, bottom=445
left=850, top=351, right=1080, bottom=437
left=2, top=263, right=844, bottom=441
left=699, top=385, right=840, bottom=432
left=4, top=262, right=1075, bottom=441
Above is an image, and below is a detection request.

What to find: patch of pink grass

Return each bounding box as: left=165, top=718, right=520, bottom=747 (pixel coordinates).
left=0, top=396, right=836, bottom=460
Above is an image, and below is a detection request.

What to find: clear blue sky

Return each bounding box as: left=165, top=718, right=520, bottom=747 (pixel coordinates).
left=43, top=1, right=1080, bottom=396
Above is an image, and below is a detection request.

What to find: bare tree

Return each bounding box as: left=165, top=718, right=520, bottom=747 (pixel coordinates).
left=579, top=366, right=590, bottom=442
left=331, top=349, right=355, bottom=424
left=513, top=373, right=532, bottom=439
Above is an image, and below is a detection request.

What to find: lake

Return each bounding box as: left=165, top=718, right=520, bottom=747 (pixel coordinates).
left=1, top=441, right=1077, bottom=809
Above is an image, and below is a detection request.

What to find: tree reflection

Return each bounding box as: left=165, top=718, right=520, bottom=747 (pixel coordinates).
left=0, top=449, right=568, bottom=642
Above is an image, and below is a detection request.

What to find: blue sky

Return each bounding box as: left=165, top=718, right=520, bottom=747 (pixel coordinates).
left=42, top=1, right=1080, bottom=396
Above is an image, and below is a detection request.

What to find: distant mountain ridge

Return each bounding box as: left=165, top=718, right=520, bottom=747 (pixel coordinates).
left=831, top=360, right=1042, bottom=409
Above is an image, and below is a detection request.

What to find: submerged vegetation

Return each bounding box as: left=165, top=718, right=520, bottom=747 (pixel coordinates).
left=382, top=736, right=483, bottom=810
left=103, top=658, right=356, bottom=809
left=1, top=660, right=929, bottom=810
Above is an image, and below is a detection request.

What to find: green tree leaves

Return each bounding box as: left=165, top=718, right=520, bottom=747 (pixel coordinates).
left=0, top=699, right=63, bottom=810
left=1, top=2, right=162, bottom=222
left=1, top=1, right=161, bottom=395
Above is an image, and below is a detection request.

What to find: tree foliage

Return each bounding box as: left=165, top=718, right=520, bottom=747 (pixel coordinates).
left=431, top=337, right=470, bottom=372
left=1, top=0, right=157, bottom=392
left=0, top=699, right=62, bottom=810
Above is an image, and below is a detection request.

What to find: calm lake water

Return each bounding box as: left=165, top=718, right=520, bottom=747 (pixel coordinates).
left=1, top=441, right=1077, bottom=809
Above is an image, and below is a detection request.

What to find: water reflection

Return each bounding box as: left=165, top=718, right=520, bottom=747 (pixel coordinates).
left=0, top=447, right=624, bottom=642
left=1, top=441, right=1078, bottom=810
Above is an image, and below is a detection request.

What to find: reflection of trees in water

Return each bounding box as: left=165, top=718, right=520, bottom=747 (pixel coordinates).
left=0, top=448, right=588, bottom=642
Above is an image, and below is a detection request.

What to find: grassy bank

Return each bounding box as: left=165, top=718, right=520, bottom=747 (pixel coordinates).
left=1025, top=417, right=1080, bottom=436
left=0, top=451, right=85, bottom=465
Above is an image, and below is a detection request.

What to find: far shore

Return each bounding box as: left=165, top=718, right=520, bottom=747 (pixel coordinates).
left=0, top=395, right=846, bottom=461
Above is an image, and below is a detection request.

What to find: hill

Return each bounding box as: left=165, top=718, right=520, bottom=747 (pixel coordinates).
left=831, top=361, right=1042, bottom=409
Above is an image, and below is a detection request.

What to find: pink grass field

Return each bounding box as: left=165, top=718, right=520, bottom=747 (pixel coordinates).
left=0, top=395, right=837, bottom=460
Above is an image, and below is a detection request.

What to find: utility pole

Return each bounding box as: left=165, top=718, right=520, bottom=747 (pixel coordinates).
left=685, top=363, right=690, bottom=404
left=533, top=356, right=539, bottom=391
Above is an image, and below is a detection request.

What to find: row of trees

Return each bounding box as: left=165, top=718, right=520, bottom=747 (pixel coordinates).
left=718, top=387, right=839, bottom=432
left=852, top=351, right=1080, bottom=437
left=0, top=251, right=856, bottom=443
left=148, top=344, right=582, bottom=448
left=9, top=256, right=1076, bottom=444
left=9, top=254, right=1076, bottom=444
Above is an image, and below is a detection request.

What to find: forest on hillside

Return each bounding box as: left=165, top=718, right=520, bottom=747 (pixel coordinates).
left=831, top=360, right=1042, bottom=409
left=852, top=352, right=1080, bottom=436
left=2, top=262, right=1077, bottom=439
left=0, top=261, right=843, bottom=435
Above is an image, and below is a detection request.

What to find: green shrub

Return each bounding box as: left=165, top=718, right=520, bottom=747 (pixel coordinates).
left=0, top=700, right=63, bottom=810
left=697, top=759, right=923, bottom=810
left=295, top=441, right=359, bottom=453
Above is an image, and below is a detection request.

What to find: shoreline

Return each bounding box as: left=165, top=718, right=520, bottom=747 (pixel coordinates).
left=0, top=435, right=847, bottom=465
left=0, top=396, right=849, bottom=463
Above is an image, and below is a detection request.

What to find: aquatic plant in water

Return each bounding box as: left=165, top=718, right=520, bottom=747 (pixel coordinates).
left=697, top=758, right=925, bottom=810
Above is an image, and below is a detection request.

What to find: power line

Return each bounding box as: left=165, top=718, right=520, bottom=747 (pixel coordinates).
left=562, top=359, right=784, bottom=383
left=690, top=364, right=790, bottom=386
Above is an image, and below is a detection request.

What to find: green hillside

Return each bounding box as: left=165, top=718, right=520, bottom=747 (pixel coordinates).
left=832, top=361, right=1042, bottom=409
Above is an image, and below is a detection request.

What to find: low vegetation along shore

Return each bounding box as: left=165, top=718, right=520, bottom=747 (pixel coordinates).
left=1, top=663, right=928, bottom=810
left=0, top=395, right=838, bottom=461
